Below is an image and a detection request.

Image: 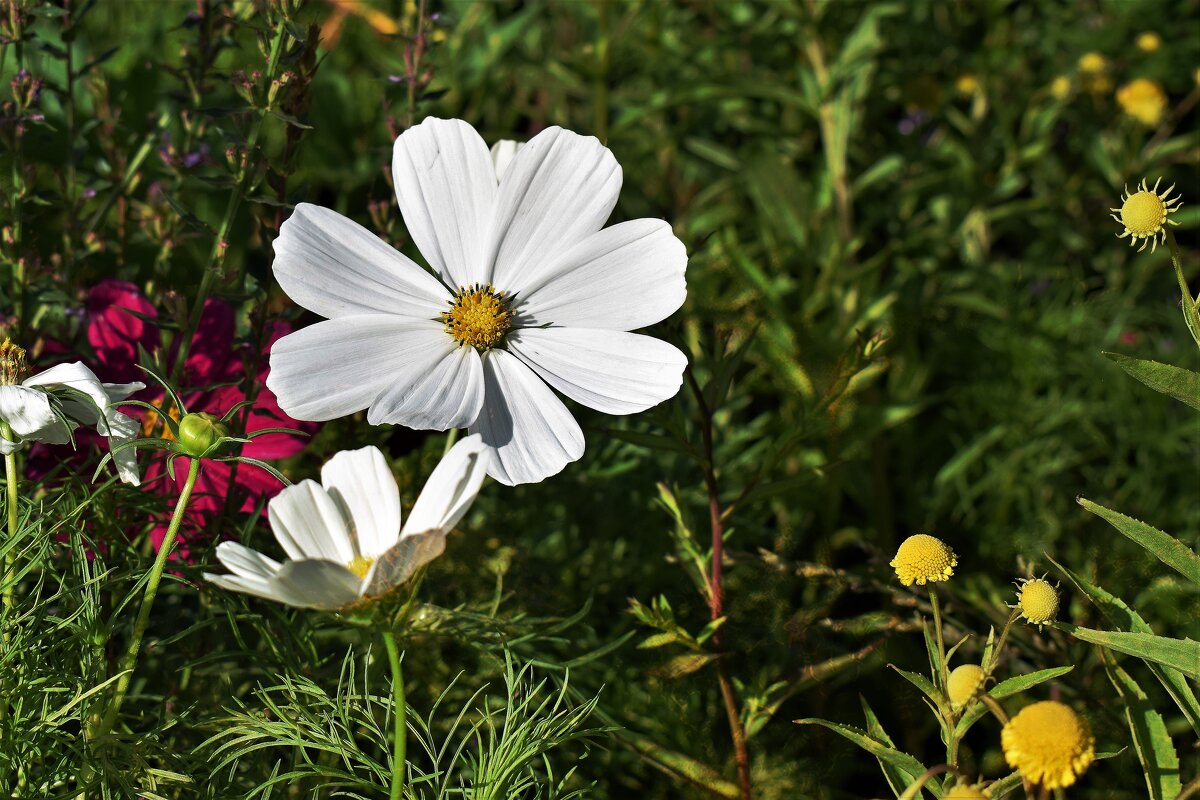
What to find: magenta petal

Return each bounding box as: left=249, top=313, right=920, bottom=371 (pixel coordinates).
left=88, top=280, right=159, bottom=384
left=185, top=298, right=236, bottom=385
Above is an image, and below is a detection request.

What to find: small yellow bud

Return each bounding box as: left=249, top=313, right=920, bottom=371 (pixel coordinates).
left=1049, top=76, right=1072, bottom=100
left=947, top=663, right=986, bottom=710
left=1078, top=52, right=1107, bottom=73
left=945, top=784, right=989, bottom=800
left=1135, top=32, right=1161, bottom=53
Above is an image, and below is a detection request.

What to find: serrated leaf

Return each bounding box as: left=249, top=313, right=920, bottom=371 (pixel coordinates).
left=1078, top=497, right=1200, bottom=585
left=794, top=719, right=932, bottom=794
left=1102, top=653, right=1181, bottom=800
left=1103, top=352, right=1200, bottom=410
left=956, top=666, right=1074, bottom=738
left=861, top=696, right=921, bottom=799
left=1049, top=555, right=1200, bottom=735
left=1055, top=624, right=1200, bottom=680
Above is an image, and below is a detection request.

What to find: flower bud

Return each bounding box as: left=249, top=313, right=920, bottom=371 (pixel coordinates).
left=177, top=412, right=229, bottom=456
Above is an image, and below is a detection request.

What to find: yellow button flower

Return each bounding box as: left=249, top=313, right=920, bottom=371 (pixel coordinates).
left=1078, top=52, right=1107, bottom=73
left=948, top=663, right=985, bottom=710
left=1110, top=177, right=1183, bottom=253
left=1136, top=32, right=1161, bottom=52
left=945, top=783, right=989, bottom=799
left=1015, top=577, right=1059, bottom=627
left=890, top=534, right=957, bottom=586
left=1002, top=701, right=1095, bottom=789
left=1049, top=75, right=1072, bottom=100
left=1117, top=78, right=1168, bottom=126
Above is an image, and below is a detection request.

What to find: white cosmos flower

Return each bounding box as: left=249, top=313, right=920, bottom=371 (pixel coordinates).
left=266, top=117, right=688, bottom=486
left=204, top=434, right=489, bottom=610
left=0, top=360, right=144, bottom=484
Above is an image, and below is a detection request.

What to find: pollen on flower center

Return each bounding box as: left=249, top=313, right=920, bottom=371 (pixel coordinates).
left=0, top=338, right=28, bottom=386
left=441, top=283, right=514, bottom=350
left=347, top=555, right=374, bottom=579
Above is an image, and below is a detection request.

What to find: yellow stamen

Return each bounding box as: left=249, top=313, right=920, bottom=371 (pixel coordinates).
left=0, top=338, right=28, bottom=386
left=142, top=399, right=183, bottom=440
left=441, top=283, right=513, bottom=350
left=347, top=555, right=374, bottom=579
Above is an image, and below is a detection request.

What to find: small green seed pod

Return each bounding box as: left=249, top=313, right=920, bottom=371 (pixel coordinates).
left=177, top=412, right=229, bottom=457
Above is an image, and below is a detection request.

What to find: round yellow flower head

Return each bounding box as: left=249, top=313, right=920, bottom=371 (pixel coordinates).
left=947, top=663, right=986, bottom=710
left=1117, top=78, right=1168, bottom=126
left=1049, top=75, right=1072, bottom=100
left=890, top=534, right=957, bottom=586
left=1002, top=701, right=1095, bottom=789
left=955, top=74, right=980, bottom=96
left=1136, top=32, right=1161, bottom=53
left=1110, top=177, right=1183, bottom=253
left=1016, top=577, right=1059, bottom=627
left=1078, top=52, right=1107, bottom=73
left=945, top=783, right=989, bottom=800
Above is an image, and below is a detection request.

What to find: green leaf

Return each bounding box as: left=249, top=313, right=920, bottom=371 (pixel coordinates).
left=888, top=665, right=941, bottom=707
left=1049, top=556, right=1200, bottom=735
left=1055, top=624, right=1200, bottom=680
left=1102, top=352, right=1200, bottom=410
left=1077, top=497, right=1200, bottom=585
left=649, top=653, right=716, bottom=679
left=794, top=719, right=933, bottom=795
left=1102, top=653, right=1182, bottom=800
left=861, top=696, right=922, bottom=799
left=955, top=666, right=1075, bottom=739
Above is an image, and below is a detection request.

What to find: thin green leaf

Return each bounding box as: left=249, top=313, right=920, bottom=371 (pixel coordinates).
left=1055, top=624, right=1200, bottom=680
left=794, top=719, right=930, bottom=791
left=1102, top=352, right=1200, bottom=410
left=1077, top=497, right=1200, bottom=585
left=1102, top=652, right=1182, bottom=800
left=861, top=696, right=921, bottom=799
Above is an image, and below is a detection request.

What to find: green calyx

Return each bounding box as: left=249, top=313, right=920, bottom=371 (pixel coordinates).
left=177, top=412, right=230, bottom=457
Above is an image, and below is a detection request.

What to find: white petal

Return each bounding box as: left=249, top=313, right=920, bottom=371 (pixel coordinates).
left=515, top=219, right=686, bottom=330
left=215, top=541, right=282, bottom=581
left=321, top=446, right=401, bottom=560
left=274, top=203, right=450, bottom=319
left=103, top=381, right=146, bottom=402
left=468, top=350, right=584, bottom=486
left=107, top=410, right=142, bottom=485
left=507, top=329, right=686, bottom=415
left=0, top=385, right=58, bottom=437
left=489, top=140, right=522, bottom=181
left=403, top=433, right=489, bottom=536
left=392, top=118, right=497, bottom=288
left=488, top=127, right=621, bottom=292
left=362, top=531, right=447, bottom=597
left=367, top=342, right=484, bottom=430
left=267, top=317, right=448, bottom=422
left=270, top=560, right=363, bottom=611
left=23, top=362, right=111, bottom=428
left=267, top=479, right=355, bottom=563
left=205, top=573, right=298, bottom=606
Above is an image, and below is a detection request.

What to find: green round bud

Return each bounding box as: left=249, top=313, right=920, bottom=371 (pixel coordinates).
left=177, top=412, right=229, bottom=457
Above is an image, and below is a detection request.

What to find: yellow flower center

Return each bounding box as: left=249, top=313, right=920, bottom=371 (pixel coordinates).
left=142, top=399, right=183, bottom=440
left=1002, top=701, right=1095, bottom=789
left=947, top=663, right=985, bottom=709
left=890, top=534, right=958, bottom=586
left=347, top=555, right=374, bottom=579
left=1018, top=578, right=1059, bottom=625
left=441, top=283, right=513, bottom=350
left=1120, top=190, right=1168, bottom=237
left=0, top=338, right=28, bottom=386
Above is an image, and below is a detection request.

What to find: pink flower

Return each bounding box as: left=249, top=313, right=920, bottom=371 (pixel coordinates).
left=88, top=280, right=317, bottom=555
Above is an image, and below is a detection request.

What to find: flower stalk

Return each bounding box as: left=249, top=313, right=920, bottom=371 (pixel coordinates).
left=382, top=627, right=407, bottom=800
left=0, top=420, right=18, bottom=726
left=93, top=457, right=202, bottom=737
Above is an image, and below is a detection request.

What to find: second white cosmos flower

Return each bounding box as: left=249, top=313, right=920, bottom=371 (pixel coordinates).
left=204, top=435, right=489, bottom=610
left=266, top=118, right=688, bottom=485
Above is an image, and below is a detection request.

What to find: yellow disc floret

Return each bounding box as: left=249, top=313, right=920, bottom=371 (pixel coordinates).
left=347, top=555, right=375, bottom=580
left=1116, top=78, right=1168, bottom=126
left=1016, top=577, right=1059, bottom=627
left=1002, top=701, right=1095, bottom=789
left=442, top=283, right=514, bottom=350
left=890, top=534, right=957, bottom=586
left=945, top=783, right=989, bottom=800
left=0, top=338, right=28, bottom=386
left=948, top=663, right=986, bottom=710
left=1111, top=178, right=1183, bottom=253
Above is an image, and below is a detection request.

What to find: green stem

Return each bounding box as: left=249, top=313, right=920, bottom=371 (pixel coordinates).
left=987, top=609, right=1022, bottom=675
left=442, top=427, right=459, bottom=456
left=93, top=457, right=202, bottom=739
left=1164, top=229, right=1200, bottom=350
left=382, top=628, right=407, bottom=800
left=928, top=585, right=948, bottom=688
left=1, top=421, right=19, bottom=726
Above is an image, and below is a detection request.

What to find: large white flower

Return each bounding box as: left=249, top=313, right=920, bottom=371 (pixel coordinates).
left=204, top=435, right=489, bottom=610
left=266, top=118, right=688, bottom=485
left=0, top=360, right=144, bottom=484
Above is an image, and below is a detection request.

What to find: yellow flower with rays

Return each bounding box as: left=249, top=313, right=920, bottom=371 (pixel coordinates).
left=1111, top=178, right=1183, bottom=253
left=1002, top=701, right=1095, bottom=789
left=890, top=534, right=957, bottom=586
left=1117, top=78, right=1168, bottom=125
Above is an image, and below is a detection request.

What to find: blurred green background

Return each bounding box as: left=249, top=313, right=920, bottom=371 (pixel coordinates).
left=3, top=0, right=1198, bottom=796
